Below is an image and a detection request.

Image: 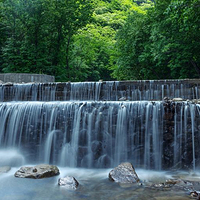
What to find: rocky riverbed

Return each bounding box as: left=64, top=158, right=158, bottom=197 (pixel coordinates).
left=0, top=163, right=200, bottom=200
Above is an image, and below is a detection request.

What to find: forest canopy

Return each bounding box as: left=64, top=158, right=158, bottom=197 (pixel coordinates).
left=0, top=0, right=199, bottom=81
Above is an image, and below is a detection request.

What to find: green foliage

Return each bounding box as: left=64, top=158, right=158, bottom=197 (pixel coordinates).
left=113, top=0, right=200, bottom=80
left=68, top=0, right=142, bottom=81
left=1, top=0, right=199, bottom=81
left=163, top=0, right=200, bottom=78
left=2, top=0, right=50, bottom=73
left=70, top=24, right=116, bottom=81
left=0, top=1, right=5, bottom=72
left=112, top=2, right=156, bottom=80
left=1, top=0, right=93, bottom=81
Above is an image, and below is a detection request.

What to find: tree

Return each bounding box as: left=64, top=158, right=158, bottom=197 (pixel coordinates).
left=1, top=0, right=51, bottom=73
left=113, top=0, right=200, bottom=80
left=162, top=0, right=200, bottom=78
left=0, top=0, right=5, bottom=72
left=113, top=2, right=155, bottom=80
left=69, top=0, right=144, bottom=81
left=1, top=0, right=93, bottom=81
left=43, top=0, right=94, bottom=81
left=2, top=0, right=199, bottom=81
left=69, top=24, right=116, bottom=81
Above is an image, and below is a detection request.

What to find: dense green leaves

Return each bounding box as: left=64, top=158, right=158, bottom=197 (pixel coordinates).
left=69, top=24, right=116, bottom=81
left=114, top=0, right=200, bottom=80
left=0, top=0, right=199, bottom=81
left=67, top=0, right=143, bottom=81
left=1, top=0, right=93, bottom=81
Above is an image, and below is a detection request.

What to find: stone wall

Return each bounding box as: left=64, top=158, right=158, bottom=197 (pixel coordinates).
left=0, top=73, right=55, bottom=83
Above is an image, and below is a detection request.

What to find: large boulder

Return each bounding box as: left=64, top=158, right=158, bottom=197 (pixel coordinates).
left=109, top=162, right=140, bottom=183
left=58, top=176, right=79, bottom=190
left=14, top=164, right=60, bottom=179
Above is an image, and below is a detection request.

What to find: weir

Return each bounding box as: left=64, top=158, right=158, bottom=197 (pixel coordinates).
left=1, top=79, right=200, bottom=101
left=0, top=80, right=200, bottom=170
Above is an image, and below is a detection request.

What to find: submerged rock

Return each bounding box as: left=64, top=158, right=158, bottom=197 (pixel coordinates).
left=0, top=166, right=11, bottom=174
left=165, top=179, right=185, bottom=185
left=147, top=177, right=195, bottom=195
left=109, top=162, right=140, bottom=183
left=58, top=176, right=79, bottom=190
left=14, top=164, right=60, bottom=179
left=151, top=183, right=172, bottom=189
left=190, top=191, right=200, bottom=199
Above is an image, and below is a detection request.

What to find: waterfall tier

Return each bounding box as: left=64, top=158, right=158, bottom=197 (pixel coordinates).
left=0, top=101, right=199, bottom=170
left=1, top=79, right=200, bottom=101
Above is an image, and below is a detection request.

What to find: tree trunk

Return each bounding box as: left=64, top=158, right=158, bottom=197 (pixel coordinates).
left=191, top=60, right=200, bottom=78
left=66, top=36, right=71, bottom=80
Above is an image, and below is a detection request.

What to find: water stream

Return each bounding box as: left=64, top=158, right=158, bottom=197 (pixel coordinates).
left=1, top=80, right=200, bottom=101
left=0, top=101, right=199, bottom=169
left=0, top=167, right=196, bottom=200
left=0, top=80, right=200, bottom=199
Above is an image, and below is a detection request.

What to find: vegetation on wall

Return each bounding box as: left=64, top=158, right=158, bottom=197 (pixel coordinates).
left=0, top=0, right=199, bottom=81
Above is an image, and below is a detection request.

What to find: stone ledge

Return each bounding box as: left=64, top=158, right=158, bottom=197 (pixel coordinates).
left=0, top=73, right=55, bottom=83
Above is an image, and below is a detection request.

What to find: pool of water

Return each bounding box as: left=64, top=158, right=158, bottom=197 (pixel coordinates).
left=0, top=167, right=198, bottom=200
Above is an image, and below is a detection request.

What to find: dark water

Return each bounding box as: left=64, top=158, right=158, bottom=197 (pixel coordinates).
left=0, top=167, right=196, bottom=200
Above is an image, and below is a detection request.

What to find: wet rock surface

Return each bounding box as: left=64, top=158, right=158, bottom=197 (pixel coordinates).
left=14, top=164, right=60, bottom=179
left=109, top=162, right=140, bottom=183
left=150, top=179, right=192, bottom=191
left=58, top=176, right=79, bottom=190
left=144, top=174, right=200, bottom=199
left=190, top=191, right=199, bottom=198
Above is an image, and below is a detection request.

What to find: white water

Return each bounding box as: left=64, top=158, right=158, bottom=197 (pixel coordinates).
left=0, top=80, right=199, bottom=199
left=0, top=101, right=199, bottom=170
left=0, top=149, right=25, bottom=166
left=0, top=80, right=200, bottom=101
left=0, top=167, right=195, bottom=200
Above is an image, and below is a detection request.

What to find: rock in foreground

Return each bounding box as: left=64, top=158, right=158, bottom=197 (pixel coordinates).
left=109, top=162, right=140, bottom=183
left=14, top=164, right=60, bottom=179
left=58, top=176, right=79, bottom=190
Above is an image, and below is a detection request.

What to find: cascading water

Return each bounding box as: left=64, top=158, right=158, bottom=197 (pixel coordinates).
left=1, top=80, right=200, bottom=200
left=0, top=98, right=199, bottom=169
left=1, top=79, right=200, bottom=101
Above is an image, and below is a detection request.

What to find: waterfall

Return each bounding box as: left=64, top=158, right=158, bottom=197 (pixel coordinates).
left=114, top=104, right=127, bottom=166
left=0, top=80, right=200, bottom=169
left=190, top=104, right=196, bottom=171
left=0, top=79, right=200, bottom=101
